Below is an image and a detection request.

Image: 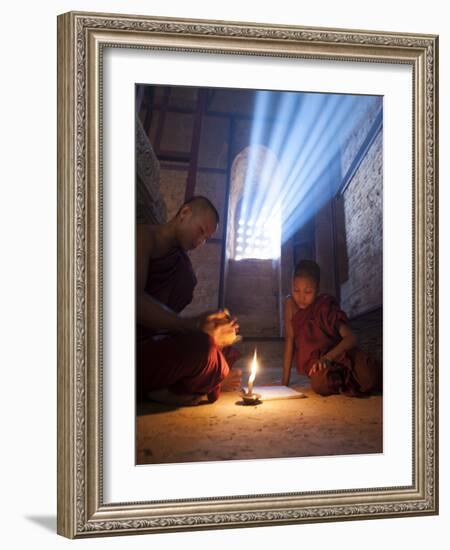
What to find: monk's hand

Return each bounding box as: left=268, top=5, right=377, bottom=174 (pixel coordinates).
left=196, top=310, right=226, bottom=333
left=221, top=368, right=243, bottom=392
left=310, top=357, right=332, bottom=375
left=199, top=310, right=239, bottom=348
left=211, top=317, right=239, bottom=348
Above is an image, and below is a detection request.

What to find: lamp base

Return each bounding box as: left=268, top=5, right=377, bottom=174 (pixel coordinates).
left=240, top=391, right=262, bottom=405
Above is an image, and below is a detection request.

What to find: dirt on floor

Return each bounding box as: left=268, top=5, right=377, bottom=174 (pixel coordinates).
left=136, top=343, right=383, bottom=465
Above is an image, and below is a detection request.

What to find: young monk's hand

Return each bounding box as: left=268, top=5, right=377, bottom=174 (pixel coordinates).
left=310, top=357, right=332, bottom=376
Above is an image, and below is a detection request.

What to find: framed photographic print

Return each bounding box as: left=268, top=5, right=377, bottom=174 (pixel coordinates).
left=57, top=11, right=438, bottom=538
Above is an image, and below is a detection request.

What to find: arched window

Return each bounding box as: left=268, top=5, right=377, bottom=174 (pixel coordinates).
left=234, top=197, right=280, bottom=260
left=226, top=144, right=281, bottom=261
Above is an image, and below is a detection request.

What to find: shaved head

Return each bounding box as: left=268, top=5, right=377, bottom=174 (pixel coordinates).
left=293, top=259, right=320, bottom=286
left=176, top=195, right=220, bottom=224
left=173, top=195, right=219, bottom=250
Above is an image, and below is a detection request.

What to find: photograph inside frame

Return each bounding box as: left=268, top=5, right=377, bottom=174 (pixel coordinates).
left=134, top=84, right=383, bottom=465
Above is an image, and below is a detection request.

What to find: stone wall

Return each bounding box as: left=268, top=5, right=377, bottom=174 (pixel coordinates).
left=225, top=258, right=280, bottom=337
left=340, top=97, right=382, bottom=177
left=339, top=130, right=383, bottom=318
left=349, top=308, right=383, bottom=364
left=135, top=116, right=166, bottom=224
left=182, top=242, right=222, bottom=316
left=158, top=168, right=187, bottom=220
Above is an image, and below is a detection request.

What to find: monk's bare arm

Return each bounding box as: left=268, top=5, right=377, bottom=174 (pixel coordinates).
left=323, top=323, right=358, bottom=362
left=136, top=224, right=195, bottom=332
left=311, top=323, right=359, bottom=374
left=282, top=297, right=296, bottom=386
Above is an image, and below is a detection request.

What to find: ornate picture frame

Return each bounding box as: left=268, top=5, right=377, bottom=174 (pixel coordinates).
left=57, top=11, right=438, bottom=538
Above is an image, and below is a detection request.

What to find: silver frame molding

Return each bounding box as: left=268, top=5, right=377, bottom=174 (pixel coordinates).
left=57, top=11, right=439, bottom=538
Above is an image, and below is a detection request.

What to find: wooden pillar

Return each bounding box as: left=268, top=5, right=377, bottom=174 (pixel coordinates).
left=218, top=115, right=235, bottom=308
left=184, top=89, right=207, bottom=201
left=314, top=201, right=338, bottom=298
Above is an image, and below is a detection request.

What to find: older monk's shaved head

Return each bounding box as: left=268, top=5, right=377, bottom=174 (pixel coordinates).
left=176, top=195, right=220, bottom=224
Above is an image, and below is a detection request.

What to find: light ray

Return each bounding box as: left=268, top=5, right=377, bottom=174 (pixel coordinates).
left=233, top=90, right=382, bottom=260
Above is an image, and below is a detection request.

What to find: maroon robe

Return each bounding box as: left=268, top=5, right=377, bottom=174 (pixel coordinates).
left=136, top=245, right=232, bottom=403
left=137, top=246, right=197, bottom=342
left=292, top=294, right=382, bottom=397
left=137, top=332, right=229, bottom=403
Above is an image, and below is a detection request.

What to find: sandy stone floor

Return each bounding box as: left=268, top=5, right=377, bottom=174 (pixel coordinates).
left=136, top=341, right=383, bottom=465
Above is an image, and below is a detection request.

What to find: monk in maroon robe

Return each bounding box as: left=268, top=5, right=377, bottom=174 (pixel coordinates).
left=136, top=196, right=242, bottom=405
left=283, top=260, right=382, bottom=397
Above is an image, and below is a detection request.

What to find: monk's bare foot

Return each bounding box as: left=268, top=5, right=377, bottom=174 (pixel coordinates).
left=221, top=368, right=242, bottom=392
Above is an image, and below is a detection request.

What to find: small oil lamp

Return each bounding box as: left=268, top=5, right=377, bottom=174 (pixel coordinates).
left=240, top=349, right=262, bottom=405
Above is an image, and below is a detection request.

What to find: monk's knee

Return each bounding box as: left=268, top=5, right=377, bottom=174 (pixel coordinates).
left=310, top=368, right=343, bottom=396
left=168, top=332, right=225, bottom=398
left=310, top=372, right=334, bottom=396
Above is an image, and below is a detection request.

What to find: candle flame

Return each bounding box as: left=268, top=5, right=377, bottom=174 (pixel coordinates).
left=249, top=349, right=258, bottom=385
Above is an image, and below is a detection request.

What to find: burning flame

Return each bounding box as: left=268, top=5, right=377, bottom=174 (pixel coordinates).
left=247, top=348, right=258, bottom=394
left=249, top=349, right=258, bottom=385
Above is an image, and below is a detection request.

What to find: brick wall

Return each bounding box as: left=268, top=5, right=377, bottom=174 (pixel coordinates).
left=182, top=242, right=222, bottom=316
left=341, top=97, right=382, bottom=177
left=225, top=258, right=280, bottom=337
left=158, top=168, right=187, bottom=220
left=340, top=130, right=383, bottom=318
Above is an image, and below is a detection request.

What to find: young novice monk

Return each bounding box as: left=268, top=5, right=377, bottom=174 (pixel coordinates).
left=282, top=259, right=382, bottom=397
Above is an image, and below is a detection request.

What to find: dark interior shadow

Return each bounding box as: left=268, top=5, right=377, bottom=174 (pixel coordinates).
left=24, top=515, right=56, bottom=533
left=137, top=401, right=181, bottom=416
left=136, top=398, right=211, bottom=416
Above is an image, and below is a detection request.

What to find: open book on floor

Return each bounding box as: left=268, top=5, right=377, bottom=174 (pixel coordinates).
left=252, top=386, right=306, bottom=400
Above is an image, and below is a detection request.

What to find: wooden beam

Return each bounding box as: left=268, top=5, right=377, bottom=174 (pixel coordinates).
left=218, top=115, right=235, bottom=308
left=184, top=89, right=207, bottom=200
left=153, top=87, right=171, bottom=153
